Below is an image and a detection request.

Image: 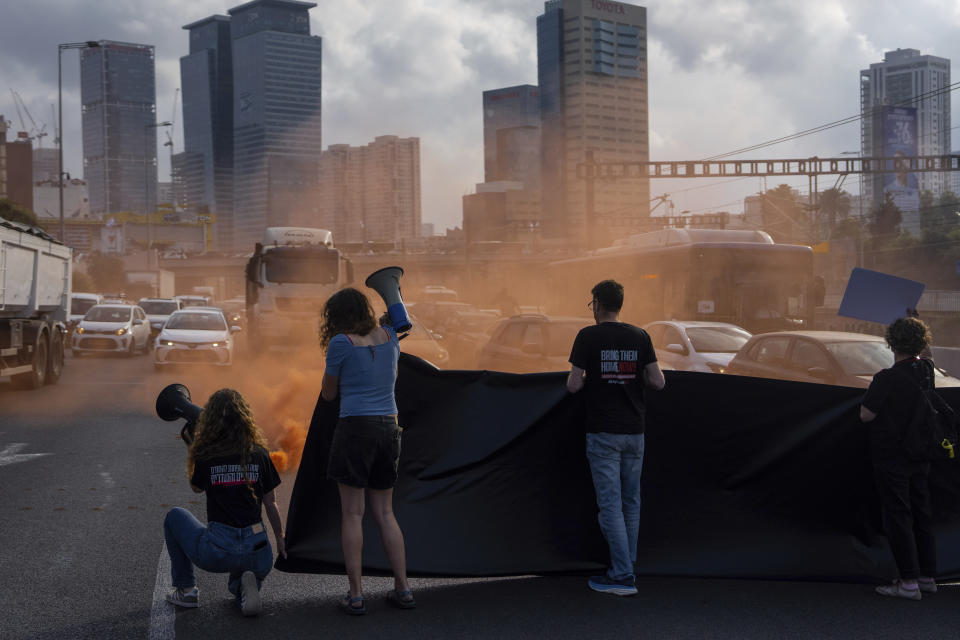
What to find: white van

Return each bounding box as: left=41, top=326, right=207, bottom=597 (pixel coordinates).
left=69, top=293, right=104, bottom=332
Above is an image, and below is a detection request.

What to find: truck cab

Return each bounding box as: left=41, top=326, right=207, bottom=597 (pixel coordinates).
left=245, top=227, right=353, bottom=350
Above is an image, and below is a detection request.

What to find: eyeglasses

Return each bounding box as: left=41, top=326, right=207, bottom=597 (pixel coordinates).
left=587, top=299, right=598, bottom=310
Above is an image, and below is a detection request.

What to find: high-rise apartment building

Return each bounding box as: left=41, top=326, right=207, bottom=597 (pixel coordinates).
left=483, top=85, right=541, bottom=190
left=860, top=48, right=952, bottom=227
left=537, top=0, right=648, bottom=246
left=179, top=14, right=234, bottom=247
left=317, top=136, right=421, bottom=244
left=229, top=0, right=322, bottom=250
left=80, top=41, right=158, bottom=216
left=32, top=148, right=59, bottom=183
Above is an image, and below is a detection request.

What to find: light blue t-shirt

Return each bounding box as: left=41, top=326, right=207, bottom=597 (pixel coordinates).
left=325, top=326, right=399, bottom=417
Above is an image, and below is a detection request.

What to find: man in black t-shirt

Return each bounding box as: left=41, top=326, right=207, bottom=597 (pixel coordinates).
left=567, top=279, right=664, bottom=596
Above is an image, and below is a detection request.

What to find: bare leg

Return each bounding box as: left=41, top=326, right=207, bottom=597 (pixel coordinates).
left=338, top=484, right=365, bottom=599
left=369, top=487, right=410, bottom=594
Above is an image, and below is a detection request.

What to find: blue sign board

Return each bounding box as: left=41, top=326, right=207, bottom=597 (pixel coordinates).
left=838, top=268, right=925, bottom=325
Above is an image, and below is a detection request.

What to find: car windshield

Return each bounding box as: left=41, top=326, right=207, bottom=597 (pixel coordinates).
left=686, top=326, right=752, bottom=353
left=139, top=301, right=179, bottom=315
left=84, top=307, right=131, bottom=323
left=547, top=321, right=589, bottom=356
left=165, top=313, right=227, bottom=331
left=71, top=298, right=99, bottom=315
left=825, top=341, right=894, bottom=376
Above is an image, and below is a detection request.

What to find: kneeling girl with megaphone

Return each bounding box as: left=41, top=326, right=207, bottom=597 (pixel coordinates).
left=320, top=272, right=415, bottom=615
left=161, top=388, right=286, bottom=617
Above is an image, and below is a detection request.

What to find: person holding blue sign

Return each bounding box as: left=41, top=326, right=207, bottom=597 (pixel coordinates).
left=860, top=317, right=937, bottom=600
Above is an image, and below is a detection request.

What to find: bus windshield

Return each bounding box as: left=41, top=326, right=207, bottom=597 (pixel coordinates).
left=264, top=250, right=339, bottom=284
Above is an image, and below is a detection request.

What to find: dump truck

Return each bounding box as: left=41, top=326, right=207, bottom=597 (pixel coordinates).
left=0, top=219, right=72, bottom=388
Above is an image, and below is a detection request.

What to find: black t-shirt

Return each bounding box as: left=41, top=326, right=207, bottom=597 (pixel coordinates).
left=862, top=357, right=935, bottom=460
left=190, top=446, right=282, bottom=528
left=569, top=322, right=658, bottom=434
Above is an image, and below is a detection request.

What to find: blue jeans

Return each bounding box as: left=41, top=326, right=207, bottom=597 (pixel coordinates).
left=586, top=432, right=645, bottom=582
left=163, top=507, right=273, bottom=595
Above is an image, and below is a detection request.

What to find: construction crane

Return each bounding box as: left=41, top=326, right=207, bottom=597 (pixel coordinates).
left=8, top=90, right=48, bottom=148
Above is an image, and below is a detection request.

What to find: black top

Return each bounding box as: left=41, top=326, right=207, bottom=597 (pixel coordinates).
left=191, top=446, right=282, bottom=528
left=569, top=322, right=658, bottom=434
left=862, top=357, right=935, bottom=461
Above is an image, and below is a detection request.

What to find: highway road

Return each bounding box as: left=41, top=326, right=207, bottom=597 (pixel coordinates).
left=1, top=351, right=959, bottom=639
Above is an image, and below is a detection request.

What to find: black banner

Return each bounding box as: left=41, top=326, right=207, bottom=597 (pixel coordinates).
left=276, top=355, right=960, bottom=581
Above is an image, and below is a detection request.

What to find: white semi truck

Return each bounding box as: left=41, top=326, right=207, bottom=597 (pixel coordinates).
left=0, top=220, right=72, bottom=388
left=244, top=227, right=353, bottom=351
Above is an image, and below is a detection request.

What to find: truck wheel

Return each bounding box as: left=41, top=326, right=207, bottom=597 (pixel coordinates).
left=12, top=331, right=49, bottom=390
left=45, top=330, right=64, bottom=385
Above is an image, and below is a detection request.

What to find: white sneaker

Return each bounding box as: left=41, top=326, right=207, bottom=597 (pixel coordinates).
left=166, top=586, right=199, bottom=608
left=875, top=580, right=921, bottom=601
left=239, top=571, right=261, bottom=616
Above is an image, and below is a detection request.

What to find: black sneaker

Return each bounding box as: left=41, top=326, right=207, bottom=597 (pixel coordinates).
left=588, top=575, right=638, bottom=596
left=166, top=586, right=199, bottom=608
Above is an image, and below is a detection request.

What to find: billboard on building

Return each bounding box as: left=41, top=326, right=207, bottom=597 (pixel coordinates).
left=880, top=106, right=919, bottom=215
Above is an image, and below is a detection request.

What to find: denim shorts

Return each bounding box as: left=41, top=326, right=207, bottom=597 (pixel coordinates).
left=327, top=415, right=402, bottom=489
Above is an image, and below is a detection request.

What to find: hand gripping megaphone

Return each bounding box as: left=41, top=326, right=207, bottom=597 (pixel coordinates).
left=156, top=383, right=202, bottom=445
left=365, top=266, right=412, bottom=333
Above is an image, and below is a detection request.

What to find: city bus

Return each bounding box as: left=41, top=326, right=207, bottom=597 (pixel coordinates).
left=547, top=229, right=814, bottom=334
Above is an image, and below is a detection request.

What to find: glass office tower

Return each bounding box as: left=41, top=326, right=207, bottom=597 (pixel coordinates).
left=483, top=85, right=541, bottom=189
left=180, top=15, right=234, bottom=248
left=537, top=0, right=649, bottom=246
left=80, top=41, right=158, bottom=216
left=229, top=0, right=322, bottom=250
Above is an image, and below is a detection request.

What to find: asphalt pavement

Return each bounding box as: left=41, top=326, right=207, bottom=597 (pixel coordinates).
left=1, top=350, right=959, bottom=639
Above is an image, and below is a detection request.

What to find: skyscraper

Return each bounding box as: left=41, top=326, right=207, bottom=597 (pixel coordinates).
left=483, top=85, right=541, bottom=190
left=860, top=48, right=952, bottom=230
left=229, top=0, right=322, bottom=250
left=80, top=41, right=158, bottom=216
left=537, top=0, right=649, bottom=247
left=317, top=136, right=422, bottom=244
left=179, top=14, right=234, bottom=248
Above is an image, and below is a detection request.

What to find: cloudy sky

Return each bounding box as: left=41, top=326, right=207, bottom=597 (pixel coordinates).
left=2, top=0, right=959, bottom=230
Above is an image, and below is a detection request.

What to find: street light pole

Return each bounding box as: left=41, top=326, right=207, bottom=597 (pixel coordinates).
left=57, top=40, right=99, bottom=244
left=144, top=120, right=172, bottom=260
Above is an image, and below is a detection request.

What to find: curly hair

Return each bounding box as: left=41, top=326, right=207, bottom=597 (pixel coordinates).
left=319, top=287, right=377, bottom=349
left=187, top=389, right=269, bottom=490
left=885, top=317, right=932, bottom=357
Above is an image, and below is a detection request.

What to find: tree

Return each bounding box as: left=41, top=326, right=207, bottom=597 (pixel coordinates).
left=818, top=188, right=851, bottom=237
left=86, top=252, right=126, bottom=294
left=0, top=198, right=38, bottom=227
left=869, top=192, right=902, bottom=238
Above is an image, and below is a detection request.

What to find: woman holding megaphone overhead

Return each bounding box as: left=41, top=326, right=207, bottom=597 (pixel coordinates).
left=320, top=287, right=415, bottom=615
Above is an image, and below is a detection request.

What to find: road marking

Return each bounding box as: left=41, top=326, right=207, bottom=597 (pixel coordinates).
left=0, top=443, right=52, bottom=467
left=98, top=468, right=115, bottom=511
left=147, top=542, right=174, bottom=640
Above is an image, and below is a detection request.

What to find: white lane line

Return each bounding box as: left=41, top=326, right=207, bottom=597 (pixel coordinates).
left=147, top=542, right=175, bottom=640
left=0, top=443, right=53, bottom=467
left=98, top=468, right=115, bottom=510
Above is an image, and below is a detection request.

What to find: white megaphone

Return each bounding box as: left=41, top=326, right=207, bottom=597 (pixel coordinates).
left=365, top=266, right=412, bottom=333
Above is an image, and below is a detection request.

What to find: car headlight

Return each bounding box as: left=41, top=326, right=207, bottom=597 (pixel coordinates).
left=211, top=342, right=220, bottom=347
left=115, top=327, right=127, bottom=336
left=76, top=327, right=85, bottom=334
left=706, top=362, right=726, bottom=374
